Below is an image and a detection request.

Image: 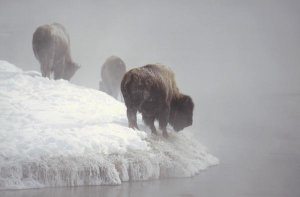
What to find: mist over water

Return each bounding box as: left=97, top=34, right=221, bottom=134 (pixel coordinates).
left=1, top=0, right=300, bottom=196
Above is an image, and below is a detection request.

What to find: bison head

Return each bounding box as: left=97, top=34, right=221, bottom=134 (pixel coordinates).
left=169, top=94, right=194, bottom=132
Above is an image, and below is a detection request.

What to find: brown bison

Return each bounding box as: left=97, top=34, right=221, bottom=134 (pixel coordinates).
left=121, top=64, right=194, bottom=137
left=32, top=23, right=80, bottom=80
left=99, top=56, right=126, bottom=100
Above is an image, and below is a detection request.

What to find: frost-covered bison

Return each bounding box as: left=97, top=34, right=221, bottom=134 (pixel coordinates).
left=32, top=23, right=80, bottom=80
left=99, top=56, right=126, bottom=100
left=121, top=64, right=194, bottom=137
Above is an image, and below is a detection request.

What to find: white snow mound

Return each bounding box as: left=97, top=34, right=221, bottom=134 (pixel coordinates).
left=0, top=60, right=218, bottom=190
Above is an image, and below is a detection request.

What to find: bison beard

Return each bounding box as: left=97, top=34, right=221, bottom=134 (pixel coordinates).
left=121, top=64, right=194, bottom=137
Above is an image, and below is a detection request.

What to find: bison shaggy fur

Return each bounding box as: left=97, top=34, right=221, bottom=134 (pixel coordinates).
left=99, top=56, right=126, bottom=100
left=121, top=64, right=194, bottom=137
left=32, top=23, right=80, bottom=80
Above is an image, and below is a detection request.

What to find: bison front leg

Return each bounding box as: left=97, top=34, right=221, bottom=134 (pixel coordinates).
left=159, top=105, right=170, bottom=138
left=53, top=63, right=65, bottom=80
left=127, top=108, right=139, bottom=130
left=40, top=59, right=51, bottom=78
left=40, top=52, right=54, bottom=79
left=143, top=115, right=157, bottom=135
left=41, top=63, right=50, bottom=78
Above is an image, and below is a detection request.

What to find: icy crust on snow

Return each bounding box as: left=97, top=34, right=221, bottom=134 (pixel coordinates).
left=0, top=61, right=218, bottom=190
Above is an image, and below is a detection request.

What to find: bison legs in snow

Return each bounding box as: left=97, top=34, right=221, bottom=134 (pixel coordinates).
left=126, top=107, right=139, bottom=130
left=127, top=100, right=170, bottom=137
left=158, top=104, right=170, bottom=137
left=143, top=115, right=157, bottom=135
left=40, top=61, right=51, bottom=78
left=34, top=47, right=54, bottom=79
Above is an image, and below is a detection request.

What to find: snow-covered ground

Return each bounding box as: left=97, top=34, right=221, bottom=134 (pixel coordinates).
left=0, top=60, right=218, bottom=190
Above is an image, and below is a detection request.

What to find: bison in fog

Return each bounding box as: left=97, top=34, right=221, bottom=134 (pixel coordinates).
left=32, top=23, right=80, bottom=80
left=121, top=64, right=194, bottom=137
left=99, top=56, right=126, bottom=100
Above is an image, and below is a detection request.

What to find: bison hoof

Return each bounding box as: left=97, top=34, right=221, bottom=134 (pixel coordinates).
left=129, top=123, right=139, bottom=130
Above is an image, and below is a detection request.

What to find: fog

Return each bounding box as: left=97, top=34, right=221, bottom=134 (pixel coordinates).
left=1, top=0, right=300, bottom=196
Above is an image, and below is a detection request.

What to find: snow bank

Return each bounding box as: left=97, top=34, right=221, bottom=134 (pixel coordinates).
left=0, top=60, right=218, bottom=190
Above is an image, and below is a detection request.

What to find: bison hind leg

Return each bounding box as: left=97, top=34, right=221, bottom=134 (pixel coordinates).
left=143, top=115, right=157, bottom=135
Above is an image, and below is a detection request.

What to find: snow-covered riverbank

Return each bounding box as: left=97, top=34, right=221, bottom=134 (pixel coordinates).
left=0, top=61, right=218, bottom=190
